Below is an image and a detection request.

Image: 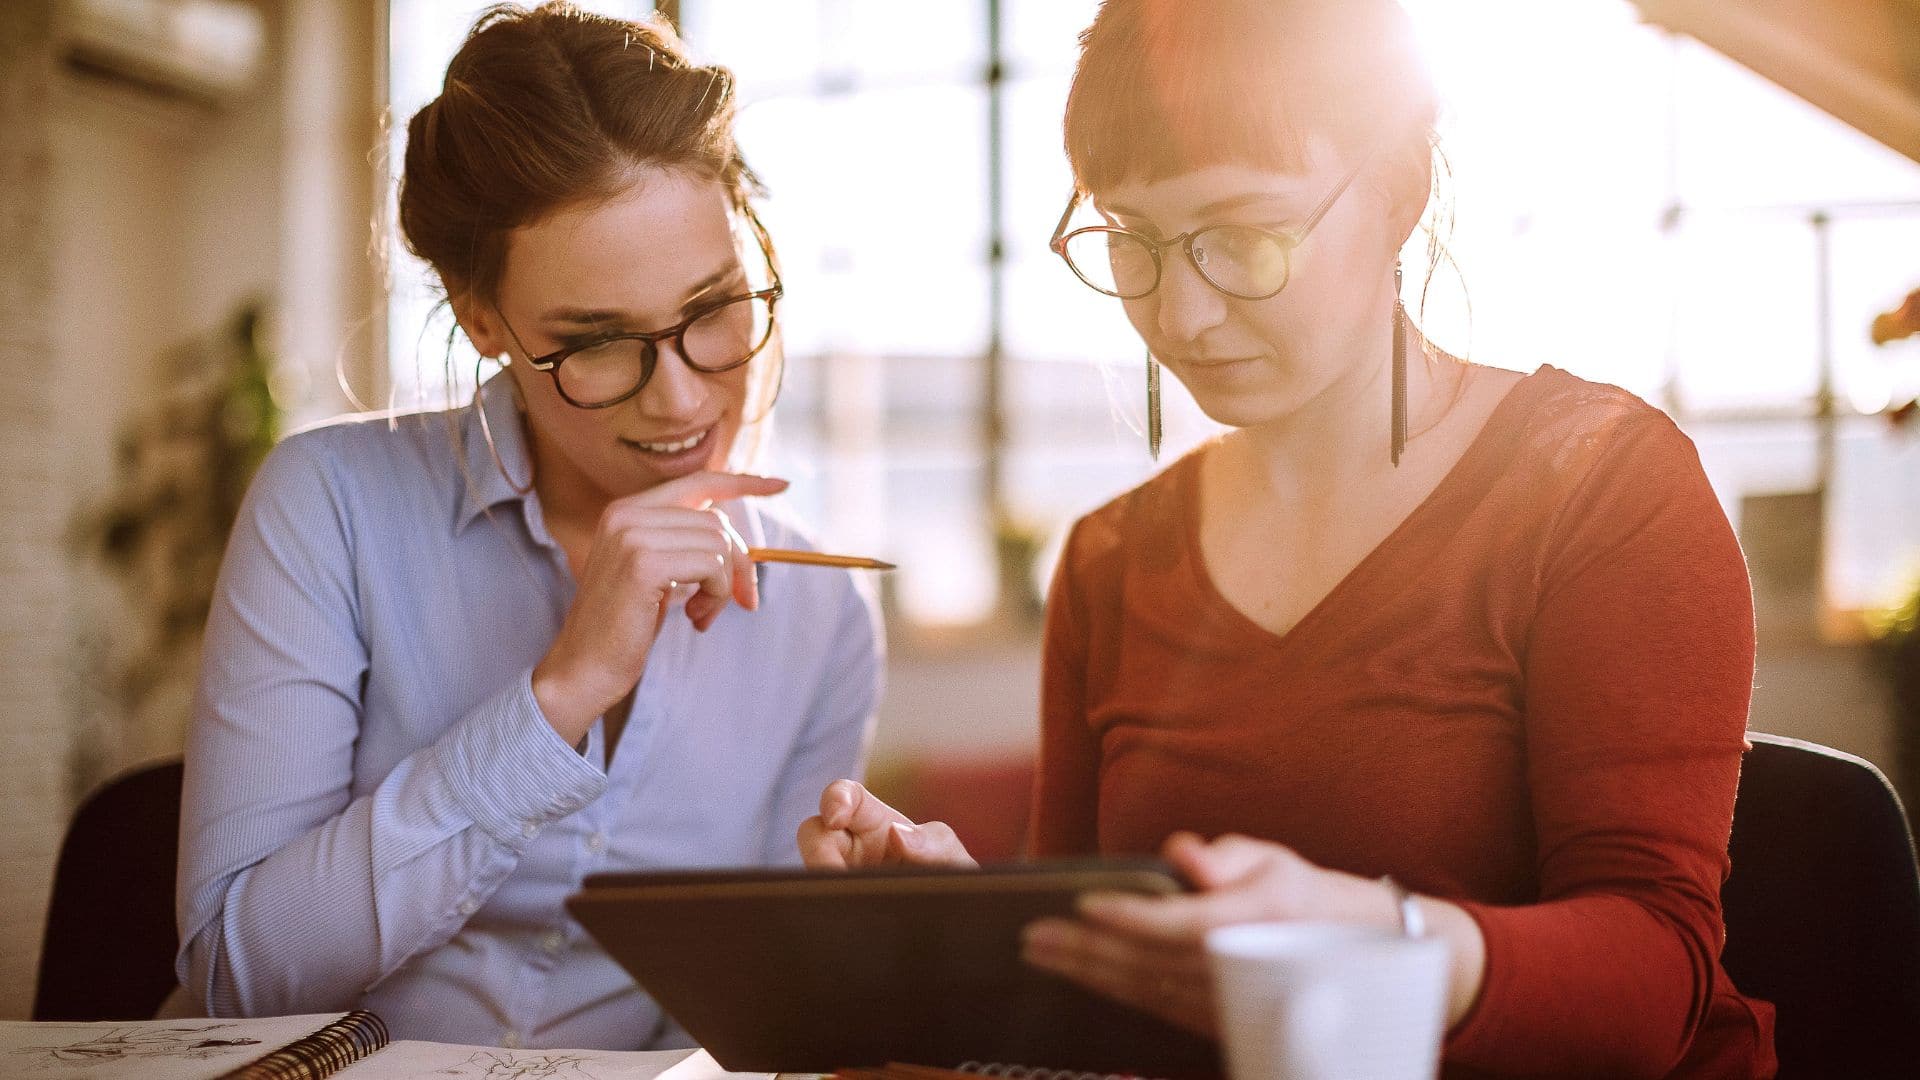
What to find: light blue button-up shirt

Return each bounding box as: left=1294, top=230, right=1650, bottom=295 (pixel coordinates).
left=176, top=378, right=881, bottom=1048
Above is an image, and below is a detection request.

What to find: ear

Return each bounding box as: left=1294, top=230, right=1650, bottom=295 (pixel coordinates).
left=449, top=289, right=508, bottom=361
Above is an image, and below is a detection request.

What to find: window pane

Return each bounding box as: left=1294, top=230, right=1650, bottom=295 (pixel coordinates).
left=1827, top=423, right=1920, bottom=612
left=1004, top=352, right=1220, bottom=563
left=681, top=0, right=824, bottom=96
left=841, top=0, right=985, bottom=85
left=740, top=86, right=990, bottom=357
left=1416, top=216, right=1670, bottom=400
left=1003, top=259, right=1138, bottom=363
left=1003, top=75, right=1072, bottom=261
left=1670, top=216, right=1822, bottom=411
left=1674, top=39, right=1920, bottom=208
left=687, top=0, right=1920, bottom=634
left=828, top=87, right=990, bottom=257
left=685, top=0, right=985, bottom=93
left=1004, top=0, right=1100, bottom=74
left=1832, top=216, right=1920, bottom=416
left=762, top=352, right=995, bottom=628
left=1688, top=417, right=1920, bottom=614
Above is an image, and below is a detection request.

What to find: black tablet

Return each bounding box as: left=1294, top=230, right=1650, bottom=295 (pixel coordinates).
left=565, top=860, right=1221, bottom=1077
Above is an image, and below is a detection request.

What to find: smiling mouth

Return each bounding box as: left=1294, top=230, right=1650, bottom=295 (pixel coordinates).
left=622, top=426, right=711, bottom=454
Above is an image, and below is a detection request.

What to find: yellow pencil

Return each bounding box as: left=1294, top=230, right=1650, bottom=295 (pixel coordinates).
left=748, top=547, right=896, bottom=571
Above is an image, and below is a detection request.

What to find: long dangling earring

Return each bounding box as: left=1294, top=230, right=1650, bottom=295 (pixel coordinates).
left=1391, top=261, right=1408, bottom=467
left=1146, top=348, right=1163, bottom=461
left=475, top=355, right=535, bottom=496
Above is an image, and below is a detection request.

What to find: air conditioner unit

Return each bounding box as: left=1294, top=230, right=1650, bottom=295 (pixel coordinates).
left=57, top=0, right=265, bottom=107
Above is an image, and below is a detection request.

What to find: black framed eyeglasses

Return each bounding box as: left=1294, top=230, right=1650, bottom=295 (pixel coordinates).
left=499, top=209, right=784, bottom=410
left=1049, top=149, right=1374, bottom=302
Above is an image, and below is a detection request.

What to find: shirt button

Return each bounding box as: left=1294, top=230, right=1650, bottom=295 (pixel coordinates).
left=501, top=1029, right=520, bottom=1049
left=586, top=832, right=607, bottom=853
left=542, top=929, right=566, bottom=954
left=457, top=898, right=479, bottom=916
left=521, top=821, right=539, bottom=839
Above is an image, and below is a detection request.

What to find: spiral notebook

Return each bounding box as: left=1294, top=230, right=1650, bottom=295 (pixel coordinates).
left=0, top=1011, right=386, bottom=1080
left=0, top=1018, right=765, bottom=1080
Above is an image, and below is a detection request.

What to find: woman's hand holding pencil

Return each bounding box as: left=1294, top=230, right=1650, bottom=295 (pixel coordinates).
left=531, top=470, right=784, bottom=745
left=530, top=472, right=893, bottom=746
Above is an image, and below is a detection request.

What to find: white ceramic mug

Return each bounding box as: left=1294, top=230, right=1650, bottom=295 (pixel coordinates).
left=1206, top=922, right=1451, bottom=1080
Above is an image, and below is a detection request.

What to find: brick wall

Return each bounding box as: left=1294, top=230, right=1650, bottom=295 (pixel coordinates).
left=0, top=0, right=72, bottom=1021
left=0, top=0, right=384, bottom=1020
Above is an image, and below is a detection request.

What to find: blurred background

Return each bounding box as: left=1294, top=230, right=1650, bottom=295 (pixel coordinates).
left=2, top=0, right=1917, bottom=1020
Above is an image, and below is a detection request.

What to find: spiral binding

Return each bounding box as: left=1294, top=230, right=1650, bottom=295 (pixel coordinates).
left=223, top=1010, right=389, bottom=1080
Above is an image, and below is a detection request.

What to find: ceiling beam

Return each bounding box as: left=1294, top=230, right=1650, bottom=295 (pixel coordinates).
left=1632, top=0, right=1920, bottom=163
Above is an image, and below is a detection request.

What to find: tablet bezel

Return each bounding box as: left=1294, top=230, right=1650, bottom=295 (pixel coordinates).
left=566, top=858, right=1219, bottom=1077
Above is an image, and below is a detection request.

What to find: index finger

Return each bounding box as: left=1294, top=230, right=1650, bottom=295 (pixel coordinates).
left=639, top=470, right=789, bottom=510
left=796, top=815, right=852, bottom=870
left=708, top=507, right=760, bottom=611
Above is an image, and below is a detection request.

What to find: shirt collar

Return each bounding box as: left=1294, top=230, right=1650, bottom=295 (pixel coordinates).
left=457, top=375, right=537, bottom=530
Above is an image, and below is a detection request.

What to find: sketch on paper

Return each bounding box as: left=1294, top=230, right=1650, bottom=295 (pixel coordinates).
left=420, top=1049, right=605, bottom=1079
left=9, top=1022, right=264, bottom=1071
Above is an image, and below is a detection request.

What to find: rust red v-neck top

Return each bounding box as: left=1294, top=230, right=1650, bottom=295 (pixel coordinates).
left=1032, top=366, right=1776, bottom=1079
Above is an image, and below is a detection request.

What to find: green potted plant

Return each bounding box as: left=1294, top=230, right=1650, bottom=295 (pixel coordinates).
left=68, top=302, right=281, bottom=791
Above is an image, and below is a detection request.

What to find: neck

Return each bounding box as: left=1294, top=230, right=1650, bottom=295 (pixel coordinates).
left=524, top=423, right=613, bottom=537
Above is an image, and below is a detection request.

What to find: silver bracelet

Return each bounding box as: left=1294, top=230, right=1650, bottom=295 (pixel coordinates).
left=1380, top=874, right=1426, bottom=938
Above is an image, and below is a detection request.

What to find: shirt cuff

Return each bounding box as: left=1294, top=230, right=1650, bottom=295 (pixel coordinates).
left=437, top=667, right=609, bottom=847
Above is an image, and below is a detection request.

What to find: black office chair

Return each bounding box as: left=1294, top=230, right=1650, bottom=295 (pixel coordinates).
left=1722, top=733, right=1920, bottom=1078
left=33, top=757, right=184, bottom=1021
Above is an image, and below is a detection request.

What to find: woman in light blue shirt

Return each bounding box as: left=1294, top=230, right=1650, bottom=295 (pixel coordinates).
left=175, top=3, right=881, bottom=1049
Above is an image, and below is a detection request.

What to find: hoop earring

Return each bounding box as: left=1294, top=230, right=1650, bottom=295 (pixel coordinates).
left=475, top=357, right=535, bottom=496
left=742, top=336, right=787, bottom=427
left=1146, top=349, right=1163, bottom=461
left=1391, top=262, right=1408, bottom=467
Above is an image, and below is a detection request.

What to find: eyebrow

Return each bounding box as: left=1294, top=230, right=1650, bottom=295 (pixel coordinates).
left=1103, top=191, right=1299, bottom=222
left=538, top=264, right=745, bottom=326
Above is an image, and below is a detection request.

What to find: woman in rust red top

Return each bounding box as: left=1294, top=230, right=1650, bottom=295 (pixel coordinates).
left=798, top=1, right=1775, bottom=1075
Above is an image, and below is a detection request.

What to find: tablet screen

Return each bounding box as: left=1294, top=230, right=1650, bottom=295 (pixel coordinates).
left=567, top=859, right=1218, bottom=1077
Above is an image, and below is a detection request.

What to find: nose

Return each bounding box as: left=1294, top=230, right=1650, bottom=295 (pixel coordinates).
left=1150, top=247, right=1229, bottom=347
left=634, top=340, right=708, bottom=421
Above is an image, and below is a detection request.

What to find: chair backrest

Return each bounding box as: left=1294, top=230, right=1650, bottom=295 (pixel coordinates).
left=33, top=758, right=184, bottom=1021
left=1722, top=733, right=1920, bottom=1078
